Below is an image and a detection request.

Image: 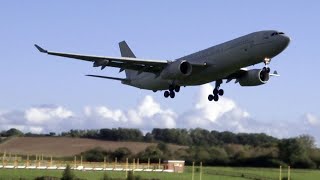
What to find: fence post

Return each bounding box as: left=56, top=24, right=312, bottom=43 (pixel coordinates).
left=125, top=158, right=128, bottom=178
left=35, top=154, right=38, bottom=167
left=288, top=166, right=290, bottom=180
left=148, top=158, right=150, bottom=169
left=50, top=156, right=53, bottom=167
left=279, top=166, right=282, bottom=180
left=14, top=154, right=17, bottom=168
left=26, top=154, right=29, bottom=167
left=133, top=158, right=135, bottom=174
left=104, top=156, right=106, bottom=169
left=199, top=162, right=202, bottom=180
left=38, top=157, right=40, bottom=167
left=74, top=156, right=77, bottom=169
left=158, top=158, right=161, bottom=169
left=137, top=158, right=139, bottom=169
left=192, top=162, right=195, bottom=180
left=80, top=156, right=83, bottom=167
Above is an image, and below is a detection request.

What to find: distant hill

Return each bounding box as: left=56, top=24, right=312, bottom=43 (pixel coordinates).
left=0, top=137, right=185, bottom=157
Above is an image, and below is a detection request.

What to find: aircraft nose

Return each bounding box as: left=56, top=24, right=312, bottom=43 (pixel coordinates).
left=280, top=34, right=290, bottom=49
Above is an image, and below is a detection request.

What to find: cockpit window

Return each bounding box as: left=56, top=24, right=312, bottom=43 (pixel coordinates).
left=271, top=32, right=277, bottom=36
left=271, top=32, right=285, bottom=36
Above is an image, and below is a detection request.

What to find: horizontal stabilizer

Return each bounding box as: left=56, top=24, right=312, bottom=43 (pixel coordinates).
left=86, top=74, right=128, bottom=82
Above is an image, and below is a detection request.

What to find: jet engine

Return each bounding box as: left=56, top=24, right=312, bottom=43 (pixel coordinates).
left=160, top=60, right=192, bottom=79
left=238, top=69, right=269, bottom=86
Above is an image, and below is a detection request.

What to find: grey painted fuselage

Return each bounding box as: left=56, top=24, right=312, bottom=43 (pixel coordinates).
left=125, top=30, right=290, bottom=90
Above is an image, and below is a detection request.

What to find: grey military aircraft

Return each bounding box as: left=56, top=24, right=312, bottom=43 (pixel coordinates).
left=35, top=30, right=290, bottom=102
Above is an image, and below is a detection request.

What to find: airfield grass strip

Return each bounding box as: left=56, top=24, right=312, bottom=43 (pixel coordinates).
left=203, top=169, right=277, bottom=180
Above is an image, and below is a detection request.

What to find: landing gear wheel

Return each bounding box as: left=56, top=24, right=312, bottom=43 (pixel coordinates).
left=213, top=95, right=219, bottom=102
left=208, top=94, right=214, bottom=101
left=218, top=89, right=224, bottom=96
left=262, top=67, right=270, bottom=73
left=213, top=88, right=219, bottom=95
left=174, top=86, right=180, bottom=92
left=266, top=67, right=270, bottom=73
left=164, top=91, right=170, bottom=98
left=263, top=67, right=270, bottom=73
left=169, top=91, right=175, bottom=98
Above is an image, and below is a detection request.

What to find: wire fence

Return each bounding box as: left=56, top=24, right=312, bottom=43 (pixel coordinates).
left=0, top=153, right=175, bottom=173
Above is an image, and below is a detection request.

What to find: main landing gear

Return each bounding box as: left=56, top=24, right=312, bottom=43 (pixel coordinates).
left=208, top=80, right=224, bottom=102
left=164, top=85, right=180, bottom=99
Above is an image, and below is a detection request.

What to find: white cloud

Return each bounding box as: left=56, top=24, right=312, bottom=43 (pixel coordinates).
left=82, top=95, right=176, bottom=130
left=178, top=84, right=250, bottom=132
left=0, top=84, right=320, bottom=145
left=304, top=113, right=320, bottom=126
left=25, top=105, right=73, bottom=124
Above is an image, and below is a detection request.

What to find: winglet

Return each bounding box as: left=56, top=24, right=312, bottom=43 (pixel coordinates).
left=34, top=44, right=48, bottom=53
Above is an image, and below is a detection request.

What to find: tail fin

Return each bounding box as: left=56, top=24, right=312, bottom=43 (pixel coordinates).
left=119, top=41, right=137, bottom=79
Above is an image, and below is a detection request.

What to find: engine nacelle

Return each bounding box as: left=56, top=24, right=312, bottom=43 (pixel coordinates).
left=238, top=69, right=269, bottom=86
left=160, top=60, right=192, bottom=79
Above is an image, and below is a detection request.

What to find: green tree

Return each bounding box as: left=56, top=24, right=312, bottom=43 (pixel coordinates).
left=4, top=128, right=23, bottom=137
left=61, top=164, right=76, bottom=180
left=112, top=147, right=132, bottom=161
left=81, top=147, right=109, bottom=162
left=138, top=146, right=163, bottom=162
left=278, top=138, right=316, bottom=168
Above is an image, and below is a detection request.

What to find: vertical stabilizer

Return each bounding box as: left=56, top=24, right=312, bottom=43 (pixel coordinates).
left=119, top=41, right=137, bottom=79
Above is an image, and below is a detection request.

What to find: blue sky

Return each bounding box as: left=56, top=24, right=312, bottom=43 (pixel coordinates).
left=0, top=1, right=320, bottom=142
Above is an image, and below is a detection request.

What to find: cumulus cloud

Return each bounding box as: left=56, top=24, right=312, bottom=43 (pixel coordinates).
left=25, top=105, right=73, bottom=124
left=0, top=105, right=74, bottom=133
left=82, top=96, right=177, bottom=130
left=177, top=84, right=250, bottom=132
left=0, top=84, right=320, bottom=144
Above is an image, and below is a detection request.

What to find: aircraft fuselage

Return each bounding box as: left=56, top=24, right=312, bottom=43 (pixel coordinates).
left=126, top=30, right=290, bottom=90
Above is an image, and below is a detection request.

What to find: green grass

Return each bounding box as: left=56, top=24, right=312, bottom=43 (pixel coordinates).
left=0, top=167, right=319, bottom=180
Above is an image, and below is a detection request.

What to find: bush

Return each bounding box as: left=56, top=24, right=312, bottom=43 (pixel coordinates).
left=81, top=147, right=109, bottom=162
left=112, top=147, right=132, bottom=161
left=292, top=157, right=317, bottom=169
left=61, top=164, right=76, bottom=180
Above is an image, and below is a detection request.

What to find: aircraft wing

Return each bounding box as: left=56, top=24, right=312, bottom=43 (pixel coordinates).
left=34, top=44, right=206, bottom=74
left=34, top=44, right=170, bottom=73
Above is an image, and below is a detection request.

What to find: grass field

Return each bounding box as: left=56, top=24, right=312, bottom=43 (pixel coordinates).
left=0, top=166, right=319, bottom=180
left=0, top=137, right=185, bottom=156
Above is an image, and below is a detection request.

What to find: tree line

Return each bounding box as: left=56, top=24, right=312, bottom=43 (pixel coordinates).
left=5, top=128, right=278, bottom=147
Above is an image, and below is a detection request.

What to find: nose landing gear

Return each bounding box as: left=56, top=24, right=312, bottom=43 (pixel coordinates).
left=263, top=58, right=271, bottom=73
left=208, top=80, right=224, bottom=102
